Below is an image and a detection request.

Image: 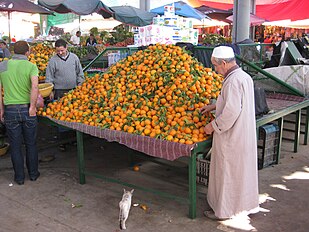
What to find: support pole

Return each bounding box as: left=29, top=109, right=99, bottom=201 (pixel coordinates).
left=140, top=0, right=150, bottom=11
left=76, top=131, right=85, bottom=184
left=294, top=110, right=301, bottom=153
left=250, top=0, right=256, bottom=40
left=189, top=151, right=197, bottom=219
left=232, top=0, right=250, bottom=43
left=8, top=11, right=11, bottom=43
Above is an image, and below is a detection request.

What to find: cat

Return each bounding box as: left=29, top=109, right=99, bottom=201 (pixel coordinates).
left=119, top=189, right=134, bottom=230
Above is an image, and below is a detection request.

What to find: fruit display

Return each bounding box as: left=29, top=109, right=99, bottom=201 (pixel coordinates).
left=96, top=44, right=107, bottom=54
left=105, top=38, right=134, bottom=47
left=29, top=43, right=54, bottom=82
left=201, top=33, right=227, bottom=46
left=38, top=44, right=223, bottom=144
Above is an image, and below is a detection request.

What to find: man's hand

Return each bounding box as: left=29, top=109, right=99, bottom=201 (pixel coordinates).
left=29, top=106, right=37, bottom=117
left=49, top=91, right=54, bottom=100
left=0, top=110, right=4, bottom=122
left=204, top=122, right=214, bottom=135
left=200, top=104, right=216, bottom=115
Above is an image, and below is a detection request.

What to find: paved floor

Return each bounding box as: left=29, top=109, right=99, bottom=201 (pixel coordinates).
left=0, top=123, right=308, bottom=232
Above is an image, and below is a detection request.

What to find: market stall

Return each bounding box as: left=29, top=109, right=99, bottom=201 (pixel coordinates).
left=38, top=92, right=309, bottom=219
left=36, top=42, right=309, bottom=219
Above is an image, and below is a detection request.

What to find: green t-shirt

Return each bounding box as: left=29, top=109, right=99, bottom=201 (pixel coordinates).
left=0, top=58, right=38, bottom=105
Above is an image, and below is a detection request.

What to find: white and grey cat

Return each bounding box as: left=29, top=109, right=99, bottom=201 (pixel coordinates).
left=119, top=189, right=134, bottom=230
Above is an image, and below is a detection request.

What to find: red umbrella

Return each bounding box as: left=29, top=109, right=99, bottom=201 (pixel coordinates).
left=226, top=13, right=267, bottom=26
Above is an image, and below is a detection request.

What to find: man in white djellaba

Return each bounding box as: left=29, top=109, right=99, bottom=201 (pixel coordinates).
left=200, top=46, right=259, bottom=220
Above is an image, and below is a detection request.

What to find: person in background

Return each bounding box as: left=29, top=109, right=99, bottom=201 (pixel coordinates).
left=263, top=35, right=274, bottom=60
left=263, top=35, right=273, bottom=44
left=0, top=41, right=40, bottom=185
left=70, top=31, right=81, bottom=46
left=0, top=41, right=11, bottom=58
left=86, top=33, right=97, bottom=46
left=200, top=46, right=259, bottom=220
left=44, top=39, right=84, bottom=156
left=46, top=39, right=84, bottom=99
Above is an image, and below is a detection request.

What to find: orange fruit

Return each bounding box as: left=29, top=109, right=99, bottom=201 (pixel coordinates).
left=133, top=165, right=140, bottom=172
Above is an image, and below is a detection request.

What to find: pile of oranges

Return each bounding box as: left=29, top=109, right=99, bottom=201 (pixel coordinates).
left=29, top=43, right=54, bottom=82
left=38, top=44, right=223, bottom=144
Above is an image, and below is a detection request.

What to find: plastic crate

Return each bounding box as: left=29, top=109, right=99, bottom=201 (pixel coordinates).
left=196, top=154, right=210, bottom=186
left=258, top=123, right=280, bottom=169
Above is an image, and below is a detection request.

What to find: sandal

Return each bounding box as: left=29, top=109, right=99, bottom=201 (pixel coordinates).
left=204, top=210, right=229, bottom=221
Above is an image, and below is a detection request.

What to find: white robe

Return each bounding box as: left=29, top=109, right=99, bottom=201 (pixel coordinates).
left=207, top=67, right=259, bottom=219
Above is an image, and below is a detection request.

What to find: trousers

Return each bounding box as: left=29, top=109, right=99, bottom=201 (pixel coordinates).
left=4, top=104, right=39, bottom=181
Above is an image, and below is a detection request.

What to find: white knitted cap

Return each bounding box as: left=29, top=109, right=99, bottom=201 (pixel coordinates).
left=212, top=46, right=235, bottom=59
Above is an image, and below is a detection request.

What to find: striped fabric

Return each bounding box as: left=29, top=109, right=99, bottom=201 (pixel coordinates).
left=266, top=93, right=307, bottom=112
left=266, top=92, right=306, bottom=102
left=48, top=118, right=196, bottom=161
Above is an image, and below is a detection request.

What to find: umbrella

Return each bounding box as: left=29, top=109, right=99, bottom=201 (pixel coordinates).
left=226, top=14, right=267, bottom=26
left=150, top=1, right=209, bottom=20
left=38, top=0, right=113, bottom=18
left=195, top=5, right=232, bottom=22
left=0, top=0, right=53, bottom=42
left=110, top=6, right=157, bottom=27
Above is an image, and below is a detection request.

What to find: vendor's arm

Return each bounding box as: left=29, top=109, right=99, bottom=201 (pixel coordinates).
left=75, top=58, right=84, bottom=86
left=200, top=104, right=216, bottom=115
left=45, top=59, right=55, bottom=100
left=211, top=83, right=242, bottom=134
left=204, top=122, right=214, bottom=135
left=45, top=59, right=55, bottom=84
left=69, top=36, right=75, bottom=45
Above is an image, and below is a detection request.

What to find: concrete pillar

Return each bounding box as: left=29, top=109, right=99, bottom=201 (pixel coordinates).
left=250, top=0, right=257, bottom=41
left=140, top=0, right=150, bottom=11
left=232, top=0, right=251, bottom=43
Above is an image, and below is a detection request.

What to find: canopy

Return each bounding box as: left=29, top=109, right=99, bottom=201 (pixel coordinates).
left=0, top=0, right=52, bottom=14
left=188, top=0, right=309, bottom=21
left=195, top=5, right=232, bottom=22
left=226, top=13, right=267, bottom=26
left=110, top=6, right=156, bottom=27
left=150, top=1, right=208, bottom=20
left=263, top=19, right=309, bottom=29
left=0, top=0, right=53, bottom=42
left=38, top=0, right=113, bottom=18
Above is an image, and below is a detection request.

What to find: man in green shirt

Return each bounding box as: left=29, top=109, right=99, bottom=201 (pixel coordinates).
left=0, top=41, right=40, bottom=185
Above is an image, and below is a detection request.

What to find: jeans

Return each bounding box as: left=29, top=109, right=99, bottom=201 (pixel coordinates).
left=4, top=105, right=39, bottom=181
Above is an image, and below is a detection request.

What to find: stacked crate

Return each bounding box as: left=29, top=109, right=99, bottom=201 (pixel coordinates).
left=258, top=123, right=280, bottom=169
left=196, top=149, right=211, bottom=186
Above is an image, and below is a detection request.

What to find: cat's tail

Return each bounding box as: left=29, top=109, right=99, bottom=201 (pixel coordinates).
left=119, top=210, right=124, bottom=230
left=120, top=219, right=126, bottom=230
left=119, top=220, right=122, bottom=230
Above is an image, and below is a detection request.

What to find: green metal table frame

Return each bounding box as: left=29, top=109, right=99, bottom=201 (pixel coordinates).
left=74, top=103, right=309, bottom=219
left=40, top=44, right=309, bottom=219
left=39, top=99, right=308, bottom=219
left=74, top=128, right=212, bottom=219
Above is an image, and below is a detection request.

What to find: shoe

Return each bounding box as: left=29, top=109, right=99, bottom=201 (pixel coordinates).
left=203, top=210, right=229, bottom=221
left=39, top=155, right=55, bottom=162
left=14, top=179, right=24, bottom=185
left=30, top=172, right=40, bottom=181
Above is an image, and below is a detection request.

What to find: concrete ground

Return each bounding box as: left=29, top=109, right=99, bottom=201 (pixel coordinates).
left=0, top=123, right=308, bottom=232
